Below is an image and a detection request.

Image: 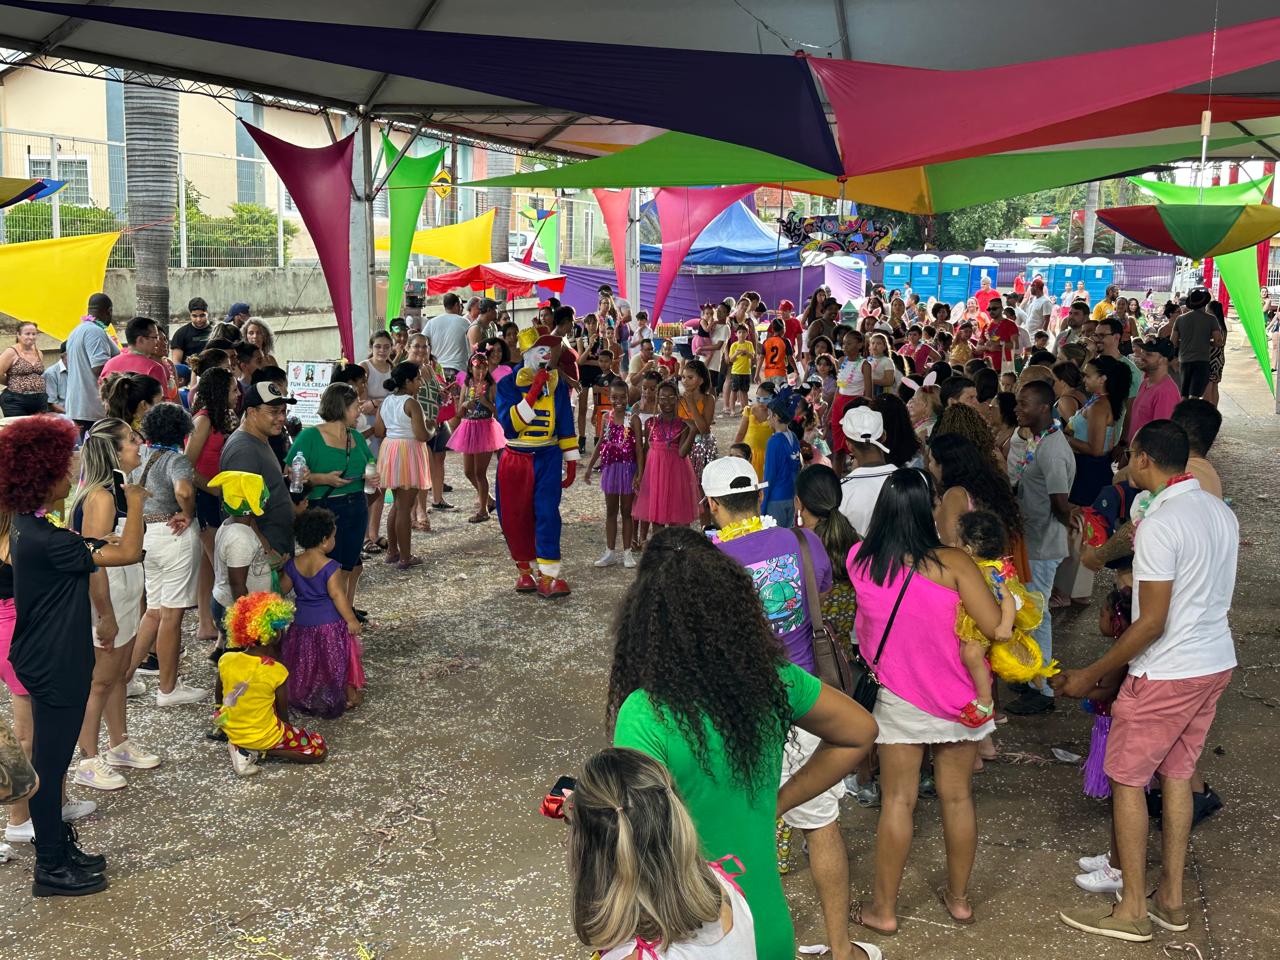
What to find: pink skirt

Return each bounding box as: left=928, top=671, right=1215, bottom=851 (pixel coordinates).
left=377, top=438, right=428, bottom=490
left=447, top=416, right=506, bottom=454
left=0, top=598, right=28, bottom=697
left=633, top=445, right=698, bottom=526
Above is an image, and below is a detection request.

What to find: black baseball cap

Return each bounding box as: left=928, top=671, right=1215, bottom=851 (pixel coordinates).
left=243, top=382, right=297, bottom=408
left=1135, top=337, right=1176, bottom=360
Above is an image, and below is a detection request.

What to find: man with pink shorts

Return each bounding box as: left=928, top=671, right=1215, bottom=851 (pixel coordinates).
left=1053, top=419, right=1238, bottom=944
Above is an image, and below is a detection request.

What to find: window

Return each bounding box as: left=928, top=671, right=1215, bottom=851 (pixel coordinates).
left=27, top=156, right=92, bottom=206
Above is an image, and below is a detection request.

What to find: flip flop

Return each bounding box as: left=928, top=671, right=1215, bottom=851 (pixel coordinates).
left=362, top=539, right=384, bottom=555
left=937, top=885, right=976, bottom=925
left=397, top=557, right=424, bottom=571
left=849, top=901, right=897, bottom=937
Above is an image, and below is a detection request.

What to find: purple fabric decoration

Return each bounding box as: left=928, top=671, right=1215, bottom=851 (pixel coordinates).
left=1082, top=713, right=1113, bottom=799
left=0, top=0, right=842, bottom=174
left=244, top=122, right=355, bottom=362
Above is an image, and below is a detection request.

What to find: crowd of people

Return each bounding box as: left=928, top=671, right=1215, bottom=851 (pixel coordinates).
left=0, top=274, right=1241, bottom=960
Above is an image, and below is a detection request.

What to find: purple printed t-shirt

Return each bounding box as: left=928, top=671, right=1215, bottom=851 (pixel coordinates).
left=715, top=526, right=831, bottom=673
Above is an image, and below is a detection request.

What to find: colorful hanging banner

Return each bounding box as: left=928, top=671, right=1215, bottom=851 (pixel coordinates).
left=0, top=232, right=120, bottom=339
left=373, top=208, right=494, bottom=270
left=652, top=185, right=757, bottom=321
left=592, top=188, right=631, bottom=298
left=519, top=207, right=560, bottom=276
left=1096, top=203, right=1280, bottom=260
left=777, top=212, right=895, bottom=259
left=380, top=134, right=445, bottom=322
left=1128, top=174, right=1273, bottom=206
left=244, top=122, right=355, bottom=362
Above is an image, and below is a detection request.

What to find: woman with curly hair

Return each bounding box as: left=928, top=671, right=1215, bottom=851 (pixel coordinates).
left=932, top=402, right=1000, bottom=469
left=609, top=526, right=877, bottom=960
left=0, top=415, right=143, bottom=896
left=186, top=367, right=239, bottom=642
left=927, top=432, right=1023, bottom=549
left=242, top=318, right=278, bottom=368
left=127, top=403, right=207, bottom=706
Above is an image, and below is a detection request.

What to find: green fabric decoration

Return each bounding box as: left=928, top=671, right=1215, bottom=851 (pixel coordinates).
left=536, top=211, right=559, bottom=275
left=1129, top=174, right=1272, bottom=206
left=380, top=134, right=445, bottom=322
left=1215, top=245, right=1274, bottom=395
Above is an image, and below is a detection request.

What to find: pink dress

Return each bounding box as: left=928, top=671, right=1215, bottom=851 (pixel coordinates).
left=633, top=416, right=698, bottom=526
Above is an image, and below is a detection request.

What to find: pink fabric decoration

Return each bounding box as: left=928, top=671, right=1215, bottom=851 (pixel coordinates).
left=810, top=15, right=1280, bottom=177
left=652, top=185, right=756, bottom=321
left=592, top=188, right=632, bottom=299
left=244, top=122, right=355, bottom=361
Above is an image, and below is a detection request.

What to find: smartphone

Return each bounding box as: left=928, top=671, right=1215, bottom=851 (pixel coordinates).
left=111, top=469, right=128, bottom=515
left=540, top=774, right=576, bottom=819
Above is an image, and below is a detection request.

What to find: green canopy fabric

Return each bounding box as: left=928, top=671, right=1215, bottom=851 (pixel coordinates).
left=380, top=134, right=445, bottom=321
left=1129, top=174, right=1272, bottom=206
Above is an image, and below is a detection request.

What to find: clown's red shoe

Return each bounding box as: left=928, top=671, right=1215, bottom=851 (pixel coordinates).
left=537, top=576, right=571, bottom=599
left=514, top=572, right=538, bottom=593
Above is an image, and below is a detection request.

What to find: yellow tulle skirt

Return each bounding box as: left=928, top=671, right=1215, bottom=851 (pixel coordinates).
left=956, top=561, right=1058, bottom=684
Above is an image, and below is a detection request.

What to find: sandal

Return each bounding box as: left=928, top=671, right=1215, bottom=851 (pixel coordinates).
left=936, top=885, right=975, bottom=925
left=362, top=538, right=384, bottom=555
left=397, top=556, right=424, bottom=571
left=849, top=900, right=897, bottom=937
left=467, top=512, right=490, bottom=524
left=412, top=518, right=432, bottom=532
left=958, top=700, right=994, bottom=728
left=384, top=552, right=401, bottom=565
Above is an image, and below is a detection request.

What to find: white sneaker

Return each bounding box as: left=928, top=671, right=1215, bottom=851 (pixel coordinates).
left=103, top=739, right=161, bottom=770
left=1078, top=851, right=1112, bottom=873
left=593, top=549, right=619, bottom=568
left=156, top=679, right=209, bottom=707
left=622, top=549, right=637, bottom=569
left=0, top=842, right=14, bottom=864
left=228, top=743, right=261, bottom=777
left=62, top=799, right=97, bottom=822
left=73, top=756, right=127, bottom=791
left=126, top=678, right=146, bottom=697
left=4, top=819, right=33, bottom=843
left=1075, top=865, right=1124, bottom=894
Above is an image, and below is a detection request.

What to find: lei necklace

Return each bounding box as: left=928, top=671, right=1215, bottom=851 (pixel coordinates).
left=1131, top=472, right=1195, bottom=529
left=711, top=514, right=776, bottom=544
left=1011, top=423, right=1058, bottom=486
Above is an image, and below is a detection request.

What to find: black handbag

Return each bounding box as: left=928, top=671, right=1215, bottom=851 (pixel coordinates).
left=848, top=566, right=915, bottom=712
left=793, top=529, right=854, bottom=696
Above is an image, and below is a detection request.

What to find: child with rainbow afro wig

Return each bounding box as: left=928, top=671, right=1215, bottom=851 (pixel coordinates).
left=215, top=592, right=328, bottom=777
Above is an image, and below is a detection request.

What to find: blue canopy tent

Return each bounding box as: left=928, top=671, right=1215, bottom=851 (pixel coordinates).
left=640, top=200, right=801, bottom=267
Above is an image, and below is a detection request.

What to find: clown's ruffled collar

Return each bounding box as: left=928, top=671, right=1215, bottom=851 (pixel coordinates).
left=515, top=365, right=560, bottom=390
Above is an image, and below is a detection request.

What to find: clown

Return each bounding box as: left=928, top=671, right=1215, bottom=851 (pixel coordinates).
left=494, top=326, right=579, bottom=597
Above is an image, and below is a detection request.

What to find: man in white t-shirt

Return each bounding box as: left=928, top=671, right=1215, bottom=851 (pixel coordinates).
left=423, top=293, right=471, bottom=377
left=1022, top=277, right=1054, bottom=336
left=1055, top=419, right=1237, bottom=944
left=837, top=406, right=896, bottom=537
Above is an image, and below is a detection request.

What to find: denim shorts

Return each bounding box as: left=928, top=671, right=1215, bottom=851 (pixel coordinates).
left=195, top=489, right=223, bottom=530
left=317, top=492, right=368, bottom=570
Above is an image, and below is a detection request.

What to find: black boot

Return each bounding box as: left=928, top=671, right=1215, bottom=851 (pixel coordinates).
left=63, top=822, right=106, bottom=874
left=32, top=859, right=108, bottom=898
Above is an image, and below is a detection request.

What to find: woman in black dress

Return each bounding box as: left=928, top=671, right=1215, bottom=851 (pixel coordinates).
left=0, top=415, right=143, bottom=897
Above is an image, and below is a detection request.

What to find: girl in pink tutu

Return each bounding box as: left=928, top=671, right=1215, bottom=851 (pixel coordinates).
left=585, top=379, right=637, bottom=568
left=278, top=508, right=364, bottom=717
left=633, top=380, right=698, bottom=530
left=373, top=362, right=431, bottom=570
left=447, top=351, right=506, bottom=524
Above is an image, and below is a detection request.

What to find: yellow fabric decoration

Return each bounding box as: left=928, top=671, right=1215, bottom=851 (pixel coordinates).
left=208, top=470, right=267, bottom=516
left=373, top=208, right=494, bottom=268
left=0, top=232, right=121, bottom=340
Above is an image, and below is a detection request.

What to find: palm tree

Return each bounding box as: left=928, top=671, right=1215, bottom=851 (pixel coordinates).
left=485, top=149, right=515, bottom=263
left=1082, top=180, right=1100, bottom=253
left=124, top=83, right=180, bottom=320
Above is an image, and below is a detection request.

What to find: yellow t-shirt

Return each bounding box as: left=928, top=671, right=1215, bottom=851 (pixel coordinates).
left=217, top=651, right=287, bottom=751
left=1091, top=299, right=1115, bottom=321
left=729, top=340, right=755, bottom=376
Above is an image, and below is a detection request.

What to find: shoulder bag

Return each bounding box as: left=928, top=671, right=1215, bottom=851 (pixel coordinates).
left=847, top=564, right=915, bottom=712
left=792, top=529, right=854, bottom=696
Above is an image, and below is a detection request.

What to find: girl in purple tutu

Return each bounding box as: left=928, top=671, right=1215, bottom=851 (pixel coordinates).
left=584, top=379, right=638, bottom=569
left=447, top=351, right=506, bottom=524
left=279, top=509, right=365, bottom=718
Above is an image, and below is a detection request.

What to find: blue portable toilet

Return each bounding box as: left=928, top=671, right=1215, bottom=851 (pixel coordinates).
left=910, top=253, right=940, bottom=301
left=1024, top=257, right=1054, bottom=288
left=940, top=254, right=970, bottom=303
left=883, top=254, right=911, bottom=291
left=1050, top=257, right=1083, bottom=298
left=968, top=256, right=1000, bottom=297
left=1082, top=257, right=1115, bottom=303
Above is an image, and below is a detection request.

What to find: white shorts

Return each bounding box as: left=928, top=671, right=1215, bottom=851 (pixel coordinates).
left=143, top=521, right=200, bottom=609
left=780, top=726, right=846, bottom=830
left=104, top=561, right=144, bottom=647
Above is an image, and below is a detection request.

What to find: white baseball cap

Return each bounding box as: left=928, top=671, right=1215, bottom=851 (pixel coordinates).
left=701, top=457, right=767, bottom=499
left=841, top=406, right=890, bottom=453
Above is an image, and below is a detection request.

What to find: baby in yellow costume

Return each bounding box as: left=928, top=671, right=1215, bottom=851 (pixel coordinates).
left=953, top=511, right=1053, bottom=727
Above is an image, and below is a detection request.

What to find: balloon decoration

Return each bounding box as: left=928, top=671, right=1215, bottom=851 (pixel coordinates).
left=0, top=232, right=120, bottom=339
left=777, top=211, right=895, bottom=259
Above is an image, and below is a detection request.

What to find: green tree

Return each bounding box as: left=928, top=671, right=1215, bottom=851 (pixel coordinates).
left=856, top=196, right=1032, bottom=250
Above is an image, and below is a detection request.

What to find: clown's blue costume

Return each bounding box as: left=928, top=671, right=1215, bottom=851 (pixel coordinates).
left=495, top=328, right=579, bottom=598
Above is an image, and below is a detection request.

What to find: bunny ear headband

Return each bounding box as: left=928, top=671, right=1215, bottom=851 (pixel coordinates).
left=901, top=371, right=939, bottom=393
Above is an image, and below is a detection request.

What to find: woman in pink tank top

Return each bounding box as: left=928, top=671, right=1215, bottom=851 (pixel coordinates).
left=845, top=468, right=1005, bottom=935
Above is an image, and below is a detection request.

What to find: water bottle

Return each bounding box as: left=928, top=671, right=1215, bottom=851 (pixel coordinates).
left=289, top=452, right=307, bottom=494
left=363, top=461, right=379, bottom=495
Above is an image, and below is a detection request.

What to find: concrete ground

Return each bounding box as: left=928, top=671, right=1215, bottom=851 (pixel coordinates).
left=1, top=327, right=1277, bottom=960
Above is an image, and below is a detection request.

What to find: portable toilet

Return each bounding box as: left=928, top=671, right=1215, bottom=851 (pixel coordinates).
left=1082, top=257, right=1115, bottom=303
left=1050, top=257, right=1084, bottom=298
left=1023, top=257, right=1054, bottom=288
left=939, top=254, right=970, bottom=303
left=910, top=253, right=940, bottom=301
left=968, top=256, right=1000, bottom=296
left=883, top=253, right=911, bottom=291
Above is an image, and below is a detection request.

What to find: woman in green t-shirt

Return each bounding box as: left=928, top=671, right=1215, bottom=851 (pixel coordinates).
left=286, top=382, right=374, bottom=612
left=610, top=527, right=879, bottom=960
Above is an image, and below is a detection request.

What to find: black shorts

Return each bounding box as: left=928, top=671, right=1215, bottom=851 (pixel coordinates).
left=1180, top=360, right=1211, bottom=398
left=194, top=489, right=223, bottom=530
left=0, top=391, right=47, bottom=417
left=428, top=423, right=451, bottom=454
left=578, top=364, right=602, bottom=389
left=729, top=373, right=752, bottom=393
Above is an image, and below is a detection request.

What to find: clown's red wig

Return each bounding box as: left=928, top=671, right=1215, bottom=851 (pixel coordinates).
left=0, top=415, right=78, bottom=514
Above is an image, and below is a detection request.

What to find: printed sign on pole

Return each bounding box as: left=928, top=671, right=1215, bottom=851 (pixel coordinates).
left=287, top=361, right=333, bottom=426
